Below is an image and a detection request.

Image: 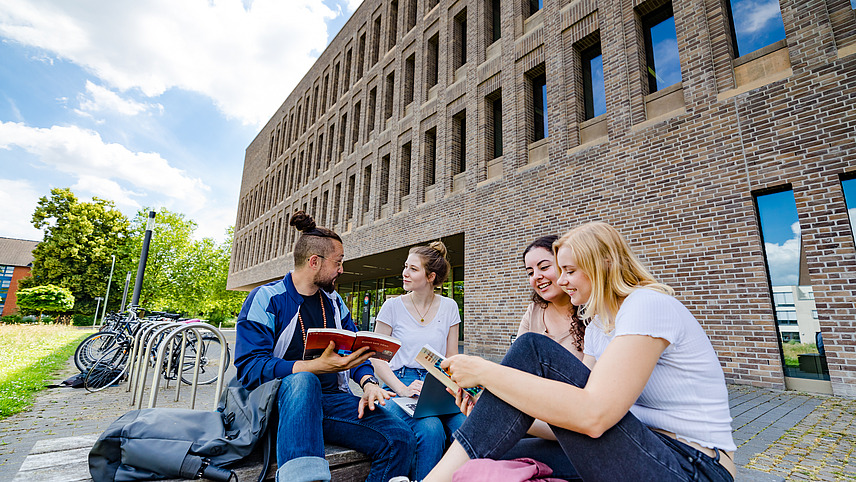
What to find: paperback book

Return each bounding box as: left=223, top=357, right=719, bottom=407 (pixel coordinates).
left=414, top=345, right=484, bottom=398
left=303, top=328, right=401, bottom=362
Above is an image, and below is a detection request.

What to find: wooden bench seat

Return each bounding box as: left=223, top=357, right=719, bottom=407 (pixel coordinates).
left=14, top=435, right=371, bottom=482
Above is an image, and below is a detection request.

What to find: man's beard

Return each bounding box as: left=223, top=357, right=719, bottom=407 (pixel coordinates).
left=316, top=274, right=338, bottom=293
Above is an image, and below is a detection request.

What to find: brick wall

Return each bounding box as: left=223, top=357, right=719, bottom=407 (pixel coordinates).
left=229, top=0, right=856, bottom=397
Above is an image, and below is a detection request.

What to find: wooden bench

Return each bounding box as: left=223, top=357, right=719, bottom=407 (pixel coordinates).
left=14, top=435, right=371, bottom=482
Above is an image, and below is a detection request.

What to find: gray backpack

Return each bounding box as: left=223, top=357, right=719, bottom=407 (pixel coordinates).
left=89, top=376, right=281, bottom=482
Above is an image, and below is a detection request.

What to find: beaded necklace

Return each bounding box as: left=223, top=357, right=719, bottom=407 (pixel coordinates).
left=298, top=291, right=328, bottom=344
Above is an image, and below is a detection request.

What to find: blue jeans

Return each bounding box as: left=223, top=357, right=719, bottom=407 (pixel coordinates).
left=383, top=367, right=466, bottom=480
left=275, top=372, right=416, bottom=482
left=454, top=333, right=734, bottom=482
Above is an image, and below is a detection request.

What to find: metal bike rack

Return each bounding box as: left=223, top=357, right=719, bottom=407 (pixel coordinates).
left=146, top=323, right=230, bottom=410
left=127, top=320, right=174, bottom=401
left=132, top=322, right=183, bottom=408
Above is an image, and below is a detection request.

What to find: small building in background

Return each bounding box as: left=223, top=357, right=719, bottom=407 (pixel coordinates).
left=0, top=237, right=39, bottom=317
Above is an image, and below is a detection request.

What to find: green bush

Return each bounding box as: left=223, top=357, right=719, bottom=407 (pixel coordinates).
left=72, top=313, right=97, bottom=326
left=0, top=314, right=24, bottom=325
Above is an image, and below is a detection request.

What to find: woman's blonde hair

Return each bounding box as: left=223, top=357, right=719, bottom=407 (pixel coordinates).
left=554, top=222, right=673, bottom=332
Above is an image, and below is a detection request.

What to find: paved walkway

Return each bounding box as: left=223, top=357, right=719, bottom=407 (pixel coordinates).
left=0, top=332, right=853, bottom=481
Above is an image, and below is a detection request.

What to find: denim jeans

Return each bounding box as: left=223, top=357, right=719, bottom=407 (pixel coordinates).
left=383, top=367, right=467, bottom=480
left=275, top=371, right=416, bottom=482
left=454, top=333, right=734, bottom=482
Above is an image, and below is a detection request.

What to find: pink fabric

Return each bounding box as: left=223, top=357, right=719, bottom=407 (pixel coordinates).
left=452, top=457, right=567, bottom=482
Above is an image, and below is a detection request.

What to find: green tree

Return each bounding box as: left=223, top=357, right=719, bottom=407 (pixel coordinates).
left=16, top=285, right=75, bottom=320
left=20, top=188, right=130, bottom=314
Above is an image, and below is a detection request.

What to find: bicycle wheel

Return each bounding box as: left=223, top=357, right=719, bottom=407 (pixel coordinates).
left=180, top=334, right=230, bottom=385
left=84, top=342, right=129, bottom=392
left=74, top=332, right=119, bottom=372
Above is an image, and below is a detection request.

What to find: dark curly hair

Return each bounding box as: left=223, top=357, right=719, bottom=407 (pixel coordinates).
left=523, top=235, right=585, bottom=352
left=290, top=210, right=342, bottom=267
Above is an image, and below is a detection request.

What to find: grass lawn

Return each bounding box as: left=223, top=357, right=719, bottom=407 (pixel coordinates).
left=782, top=342, right=819, bottom=367
left=0, top=324, right=88, bottom=419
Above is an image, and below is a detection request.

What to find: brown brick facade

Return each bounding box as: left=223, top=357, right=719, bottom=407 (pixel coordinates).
left=230, top=0, right=856, bottom=397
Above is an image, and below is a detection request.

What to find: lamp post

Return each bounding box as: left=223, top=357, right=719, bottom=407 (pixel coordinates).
left=101, top=254, right=116, bottom=323
left=92, top=297, right=103, bottom=327
left=131, top=211, right=156, bottom=308
left=120, top=271, right=132, bottom=312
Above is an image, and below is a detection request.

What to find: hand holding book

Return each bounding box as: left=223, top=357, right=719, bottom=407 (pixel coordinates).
left=303, top=328, right=402, bottom=362
left=414, top=345, right=484, bottom=399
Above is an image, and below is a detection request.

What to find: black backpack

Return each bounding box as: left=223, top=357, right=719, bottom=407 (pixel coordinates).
left=89, top=376, right=281, bottom=482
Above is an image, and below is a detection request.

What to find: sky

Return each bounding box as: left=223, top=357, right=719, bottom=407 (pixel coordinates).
left=0, top=0, right=363, bottom=243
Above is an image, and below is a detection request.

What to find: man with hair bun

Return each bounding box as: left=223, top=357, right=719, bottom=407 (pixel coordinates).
left=235, top=210, right=415, bottom=482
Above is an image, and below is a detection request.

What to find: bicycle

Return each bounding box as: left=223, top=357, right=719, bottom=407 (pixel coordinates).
left=74, top=307, right=143, bottom=372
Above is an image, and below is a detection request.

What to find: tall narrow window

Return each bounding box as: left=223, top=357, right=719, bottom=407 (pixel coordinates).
left=380, top=154, right=391, bottom=207
left=321, top=190, right=329, bottom=226
left=327, top=123, right=336, bottom=168
left=406, top=0, right=417, bottom=31
left=401, top=142, right=412, bottom=196
left=425, top=127, right=437, bottom=187
left=531, top=72, right=547, bottom=141
left=581, top=42, right=606, bottom=120
left=452, top=110, right=466, bottom=175
left=404, top=54, right=415, bottom=107
left=307, top=142, right=315, bottom=177
left=388, top=0, right=399, bottom=51
left=322, top=74, right=329, bottom=111
left=346, top=174, right=357, bottom=222
left=486, top=0, right=501, bottom=45
left=362, top=165, right=372, bottom=219
left=490, top=95, right=503, bottom=158
left=357, top=34, right=366, bottom=80
left=384, top=71, right=395, bottom=122
left=371, top=15, right=382, bottom=65
left=288, top=113, right=295, bottom=144
left=454, top=9, right=468, bottom=70
left=316, top=134, right=324, bottom=175
left=352, top=101, right=361, bottom=149
left=332, top=62, right=340, bottom=102
left=339, top=113, right=348, bottom=157
left=312, top=85, right=320, bottom=123
left=343, top=49, right=352, bottom=92
left=726, top=0, right=786, bottom=58
left=368, top=87, right=378, bottom=135
left=642, top=3, right=682, bottom=93
left=527, top=0, right=542, bottom=18
left=427, top=34, right=439, bottom=89
left=755, top=189, right=828, bottom=382
left=427, top=0, right=439, bottom=11
left=844, top=177, right=856, bottom=238
left=333, top=182, right=342, bottom=226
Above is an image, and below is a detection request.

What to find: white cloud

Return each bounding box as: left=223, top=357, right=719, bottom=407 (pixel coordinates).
left=0, top=121, right=209, bottom=212
left=764, top=221, right=800, bottom=286
left=733, top=0, right=782, bottom=36
left=71, top=175, right=143, bottom=209
left=345, top=0, right=365, bottom=13
left=0, top=178, right=43, bottom=241
left=0, top=0, right=338, bottom=126
left=75, top=81, right=161, bottom=117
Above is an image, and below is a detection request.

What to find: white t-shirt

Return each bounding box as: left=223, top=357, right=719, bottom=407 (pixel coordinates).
left=376, top=295, right=461, bottom=371
left=583, top=288, right=737, bottom=451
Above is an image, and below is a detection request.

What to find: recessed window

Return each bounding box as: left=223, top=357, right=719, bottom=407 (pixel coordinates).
left=487, top=92, right=503, bottom=159
left=367, top=88, right=377, bottom=136
left=454, top=9, right=468, bottom=70
left=385, top=71, right=395, bottom=121
left=352, top=101, right=361, bottom=150
left=333, top=182, right=342, bottom=225
left=531, top=72, right=547, bottom=141
left=380, top=154, right=391, bottom=206
left=357, top=33, right=366, bottom=80
left=427, top=34, right=439, bottom=89
left=372, top=16, right=382, bottom=66
left=343, top=49, right=352, bottom=92
left=642, top=3, right=682, bottom=93
left=401, top=142, right=412, bottom=197
left=844, top=177, right=856, bottom=238
left=362, top=165, right=372, bottom=218
left=406, top=0, right=417, bottom=31
left=388, top=1, right=399, bottom=51
left=581, top=43, right=606, bottom=120
left=346, top=174, right=356, bottom=222
left=332, top=62, right=340, bottom=102
left=424, top=127, right=437, bottom=187
left=452, top=110, right=466, bottom=175
left=486, top=0, right=501, bottom=44
left=726, top=0, right=786, bottom=58
left=404, top=54, right=415, bottom=106
left=527, top=0, right=542, bottom=18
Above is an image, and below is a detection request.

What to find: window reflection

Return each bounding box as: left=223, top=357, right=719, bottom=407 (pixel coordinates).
left=756, top=189, right=828, bottom=380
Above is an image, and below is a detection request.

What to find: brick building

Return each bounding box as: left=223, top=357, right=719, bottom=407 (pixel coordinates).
left=0, top=237, right=38, bottom=317
left=229, top=0, right=856, bottom=397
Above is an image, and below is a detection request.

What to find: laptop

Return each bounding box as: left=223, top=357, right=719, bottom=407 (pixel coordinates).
left=391, top=372, right=461, bottom=418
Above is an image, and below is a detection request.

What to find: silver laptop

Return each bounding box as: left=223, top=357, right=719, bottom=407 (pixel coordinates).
left=391, top=372, right=461, bottom=418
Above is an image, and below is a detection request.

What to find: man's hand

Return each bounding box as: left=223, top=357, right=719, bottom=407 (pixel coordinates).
left=295, top=341, right=373, bottom=374
left=358, top=381, right=394, bottom=418
left=394, top=379, right=423, bottom=398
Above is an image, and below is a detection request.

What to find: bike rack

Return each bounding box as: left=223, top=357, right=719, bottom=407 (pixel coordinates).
left=131, top=322, right=183, bottom=408
left=127, top=320, right=174, bottom=402
left=145, top=323, right=230, bottom=410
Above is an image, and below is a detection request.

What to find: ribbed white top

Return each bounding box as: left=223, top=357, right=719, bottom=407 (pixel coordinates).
left=584, top=288, right=737, bottom=451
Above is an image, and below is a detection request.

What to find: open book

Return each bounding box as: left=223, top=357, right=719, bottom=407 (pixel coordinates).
left=303, top=328, right=401, bottom=362
left=414, top=345, right=483, bottom=398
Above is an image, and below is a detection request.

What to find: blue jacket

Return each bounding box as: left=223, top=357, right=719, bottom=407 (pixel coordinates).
left=234, top=272, right=374, bottom=391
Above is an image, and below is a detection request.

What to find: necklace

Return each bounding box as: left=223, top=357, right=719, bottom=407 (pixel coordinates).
left=298, top=291, right=328, bottom=344
left=411, top=293, right=436, bottom=325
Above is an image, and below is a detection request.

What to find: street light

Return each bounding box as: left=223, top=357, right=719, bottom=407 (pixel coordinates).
left=92, top=297, right=104, bottom=327
left=101, top=254, right=116, bottom=324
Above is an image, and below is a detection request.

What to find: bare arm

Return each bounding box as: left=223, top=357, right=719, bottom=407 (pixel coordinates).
left=369, top=321, right=416, bottom=395
left=445, top=323, right=460, bottom=357
left=442, top=335, right=669, bottom=437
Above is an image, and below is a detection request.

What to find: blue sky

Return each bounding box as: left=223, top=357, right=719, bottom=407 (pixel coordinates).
left=0, top=0, right=362, bottom=243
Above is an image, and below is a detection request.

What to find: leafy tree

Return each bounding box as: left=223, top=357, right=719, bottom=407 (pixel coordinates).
left=20, top=188, right=130, bottom=314
left=16, top=285, right=74, bottom=320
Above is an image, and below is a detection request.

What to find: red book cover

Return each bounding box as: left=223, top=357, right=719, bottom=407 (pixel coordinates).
left=303, top=329, right=401, bottom=361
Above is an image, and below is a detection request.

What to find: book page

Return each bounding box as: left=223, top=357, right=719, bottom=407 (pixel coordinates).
left=414, top=345, right=483, bottom=398
left=303, top=328, right=356, bottom=359
left=354, top=331, right=401, bottom=362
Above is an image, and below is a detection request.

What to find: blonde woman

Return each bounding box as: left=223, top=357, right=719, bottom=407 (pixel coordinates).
left=424, top=222, right=736, bottom=482
left=371, top=241, right=465, bottom=480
